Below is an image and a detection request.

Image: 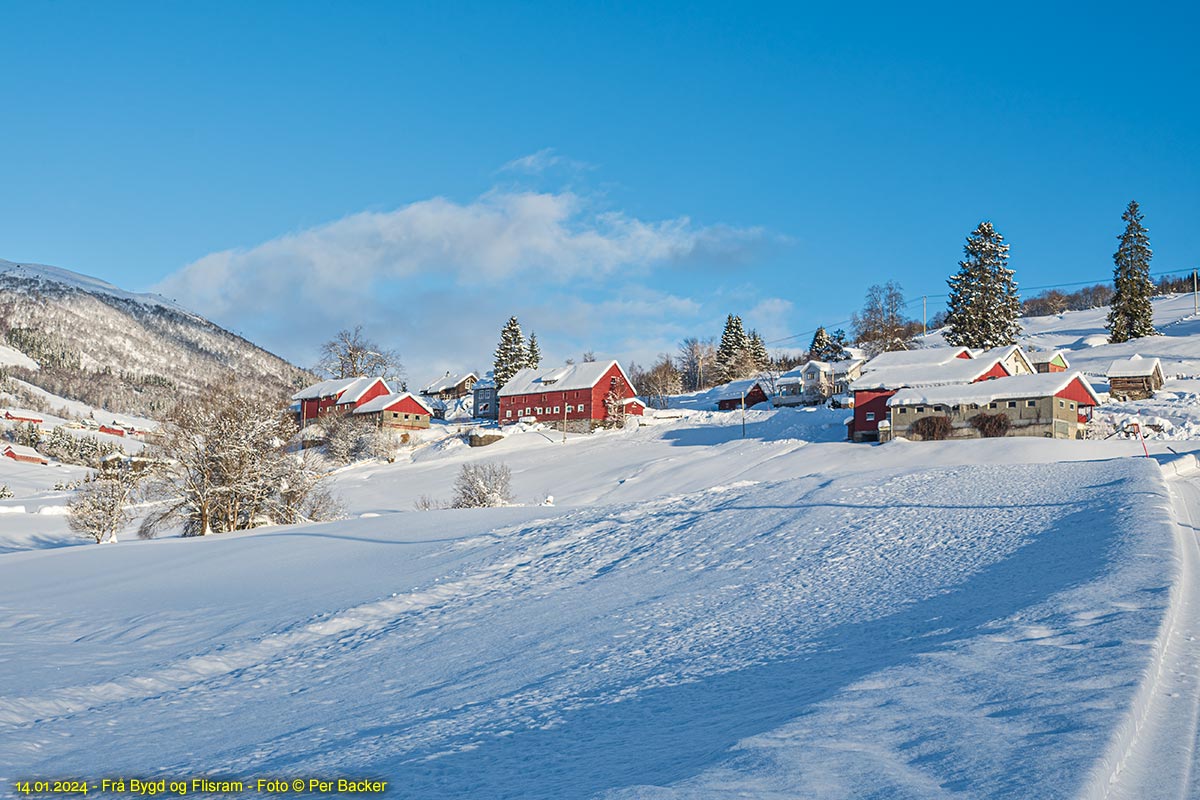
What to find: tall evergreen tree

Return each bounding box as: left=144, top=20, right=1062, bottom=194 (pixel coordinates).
left=526, top=332, right=542, bottom=369
left=493, top=317, right=528, bottom=389
left=748, top=331, right=770, bottom=372
left=808, top=326, right=848, bottom=362
left=943, top=221, right=1021, bottom=349
left=715, top=314, right=750, bottom=382
left=1107, top=201, right=1156, bottom=343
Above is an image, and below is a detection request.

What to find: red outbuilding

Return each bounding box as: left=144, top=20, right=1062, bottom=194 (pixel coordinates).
left=353, top=392, right=435, bottom=430
left=3, top=444, right=48, bottom=465
left=714, top=379, right=770, bottom=411
left=99, top=425, right=126, bottom=437
left=292, top=377, right=392, bottom=427
left=4, top=411, right=43, bottom=424
left=498, top=361, right=638, bottom=429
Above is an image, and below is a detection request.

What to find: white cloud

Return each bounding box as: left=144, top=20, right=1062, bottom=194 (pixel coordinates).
left=155, top=184, right=778, bottom=380
left=498, top=148, right=594, bottom=175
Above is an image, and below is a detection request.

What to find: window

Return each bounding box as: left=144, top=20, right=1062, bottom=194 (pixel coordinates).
left=404, top=413, right=410, bottom=419
left=1069, top=402, right=1076, bottom=410
left=898, top=407, right=908, bottom=414
left=553, top=406, right=560, bottom=413
left=1059, top=400, right=1065, bottom=408
left=865, top=412, right=876, bottom=421
left=916, top=406, right=925, bottom=413
left=989, top=402, right=998, bottom=409
left=1007, top=401, right=1017, bottom=409
left=951, top=404, right=960, bottom=411
left=1027, top=400, right=1036, bottom=407
left=566, top=404, right=573, bottom=413
left=535, top=407, right=542, bottom=415
left=506, top=410, right=512, bottom=418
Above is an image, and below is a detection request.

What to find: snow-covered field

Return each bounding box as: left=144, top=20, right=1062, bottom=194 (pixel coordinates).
left=8, top=299, right=1200, bottom=796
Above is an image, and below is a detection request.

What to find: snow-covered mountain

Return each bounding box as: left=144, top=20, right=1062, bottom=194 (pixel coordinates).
left=0, top=259, right=311, bottom=415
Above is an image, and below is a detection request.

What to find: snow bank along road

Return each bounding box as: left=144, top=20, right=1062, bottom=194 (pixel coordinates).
left=0, top=456, right=1185, bottom=798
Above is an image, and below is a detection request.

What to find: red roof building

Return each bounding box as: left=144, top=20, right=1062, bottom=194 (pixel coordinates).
left=3, top=444, right=48, bottom=465
left=292, top=377, right=392, bottom=427
left=352, top=392, right=435, bottom=430
left=498, top=361, right=637, bottom=429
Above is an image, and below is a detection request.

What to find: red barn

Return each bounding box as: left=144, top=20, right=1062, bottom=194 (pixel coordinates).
left=714, top=379, right=771, bottom=411
left=3, top=444, right=48, bottom=465
left=292, top=377, right=392, bottom=427
left=353, top=392, right=434, bottom=430
left=498, top=361, right=637, bottom=429
left=99, top=425, right=126, bottom=437
left=4, top=411, right=43, bottom=424
left=848, top=347, right=1011, bottom=442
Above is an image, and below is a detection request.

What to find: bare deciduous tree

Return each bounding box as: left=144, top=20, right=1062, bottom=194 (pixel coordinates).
left=139, top=390, right=340, bottom=537
left=315, top=326, right=405, bottom=385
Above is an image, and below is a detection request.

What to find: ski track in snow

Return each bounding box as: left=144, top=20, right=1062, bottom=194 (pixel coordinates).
left=0, top=457, right=1179, bottom=798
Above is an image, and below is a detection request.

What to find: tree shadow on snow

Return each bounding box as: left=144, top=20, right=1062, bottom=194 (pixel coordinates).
left=370, top=505, right=1124, bottom=799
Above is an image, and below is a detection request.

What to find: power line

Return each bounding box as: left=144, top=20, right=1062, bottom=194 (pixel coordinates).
left=766, top=265, right=1198, bottom=347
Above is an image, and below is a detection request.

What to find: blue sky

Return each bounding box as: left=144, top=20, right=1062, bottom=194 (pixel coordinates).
left=1, top=2, right=1197, bottom=382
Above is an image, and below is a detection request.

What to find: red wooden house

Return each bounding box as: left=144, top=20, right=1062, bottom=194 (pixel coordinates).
left=4, top=411, right=43, bottom=424
left=99, top=425, right=126, bottom=437
left=3, top=444, right=48, bottom=465
left=498, top=361, right=638, bottom=428
left=292, top=377, right=392, bottom=427
left=714, top=379, right=770, bottom=411
left=848, top=347, right=1010, bottom=442
left=353, top=392, right=435, bottom=430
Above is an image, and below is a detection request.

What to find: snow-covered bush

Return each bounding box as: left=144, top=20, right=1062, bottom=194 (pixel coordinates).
left=68, top=471, right=137, bottom=544
left=451, top=462, right=513, bottom=508
left=0, top=484, right=12, bottom=499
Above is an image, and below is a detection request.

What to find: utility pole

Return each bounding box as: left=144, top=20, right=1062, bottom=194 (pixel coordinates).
left=563, top=400, right=567, bottom=444
left=922, top=296, right=927, bottom=336
left=1193, top=268, right=1197, bottom=316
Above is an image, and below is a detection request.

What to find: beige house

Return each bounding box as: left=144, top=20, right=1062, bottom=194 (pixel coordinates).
left=883, top=372, right=1100, bottom=442
left=775, top=359, right=865, bottom=406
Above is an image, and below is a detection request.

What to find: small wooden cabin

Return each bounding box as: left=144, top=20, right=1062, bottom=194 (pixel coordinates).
left=1107, top=355, right=1165, bottom=401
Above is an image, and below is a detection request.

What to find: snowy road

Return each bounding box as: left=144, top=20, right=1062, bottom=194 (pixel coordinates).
left=1087, top=459, right=1200, bottom=800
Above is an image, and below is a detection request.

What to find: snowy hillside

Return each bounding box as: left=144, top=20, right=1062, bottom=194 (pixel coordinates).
left=0, top=259, right=311, bottom=415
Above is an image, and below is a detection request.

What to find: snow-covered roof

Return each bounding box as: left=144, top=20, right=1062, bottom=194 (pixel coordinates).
left=713, top=378, right=770, bottom=403
left=851, top=354, right=1002, bottom=391
left=1107, top=354, right=1163, bottom=378
left=498, top=361, right=633, bottom=397
left=887, top=371, right=1100, bottom=407
left=3, top=443, right=46, bottom=461
left=291, top=377, right=389, bottom=402
left=420, top=371, right=478, bottom=394
left=1030, top=349, right=1070, bottom=367
left=352, top=391, right=434, bottom=416
left=860, top=347, right=971, bottom=372
left=974, top=345, right=1034, bottom=373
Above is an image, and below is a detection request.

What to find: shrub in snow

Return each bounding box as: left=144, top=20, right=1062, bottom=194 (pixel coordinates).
left=68, top=470, right=137, bottom=544
left=0, top=484, right=11, bottom=499
left=969, top=412, right=1011, bottom=438
left=910, top=415, right=953, bottom=441
left=451, top=462, right=513, bottom=509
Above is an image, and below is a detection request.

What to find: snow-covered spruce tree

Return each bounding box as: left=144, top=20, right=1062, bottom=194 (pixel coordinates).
left=808, top=326, right=832, bottom=361
left=526, top=331, right=542, bottom=369
left=748, top=331, right=770, bottom=372
left=715, top=314, right=751, bottom=383
left=943, top=222, right=1021, bottom=349
left=68, top=470, right=137, bottom=544
left=1107, top=201, right=1156, bottom=343
left=493, top=317, right=528, bottom=389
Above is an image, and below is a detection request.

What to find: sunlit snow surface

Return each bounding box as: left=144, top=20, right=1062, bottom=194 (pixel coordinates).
left=0, top=449, right=1175, bottom=799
